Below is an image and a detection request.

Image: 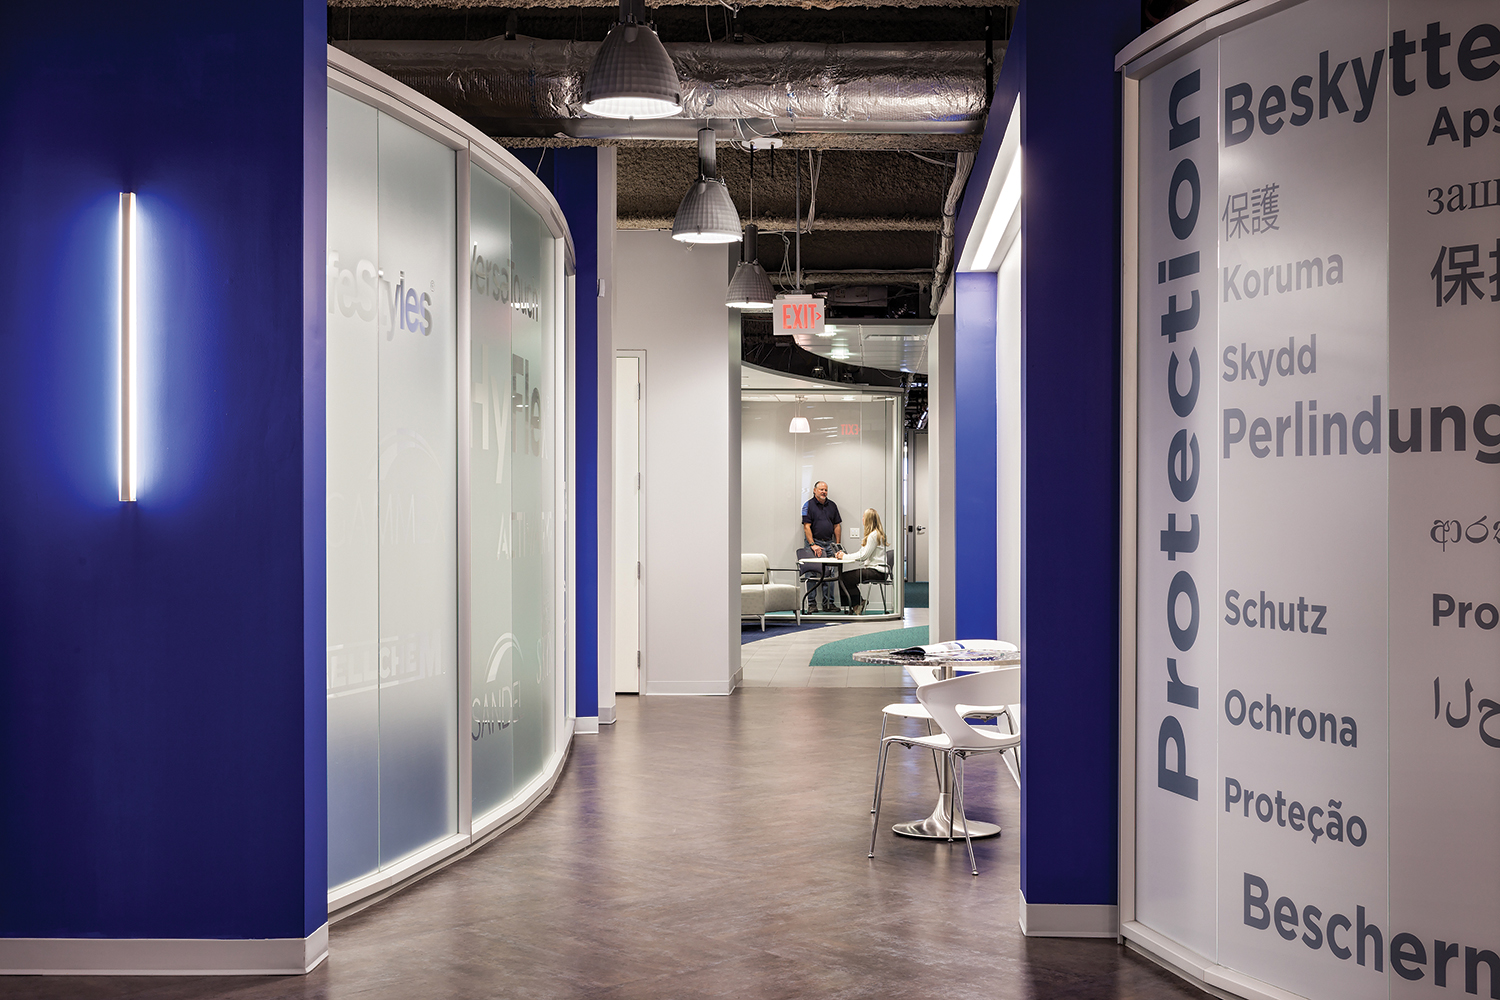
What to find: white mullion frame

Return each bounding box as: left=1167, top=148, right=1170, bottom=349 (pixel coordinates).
left=456, top=145, right=474, bottom=840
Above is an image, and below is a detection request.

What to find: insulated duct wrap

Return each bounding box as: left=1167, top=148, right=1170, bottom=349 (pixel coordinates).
left=335, top=38, right=989, bottom=129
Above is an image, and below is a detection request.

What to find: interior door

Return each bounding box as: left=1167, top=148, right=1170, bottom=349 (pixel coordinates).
left=613, top=354, right=642, bottom=693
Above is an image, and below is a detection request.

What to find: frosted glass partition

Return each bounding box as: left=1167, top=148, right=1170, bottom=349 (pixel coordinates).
left=741, top=393, right=902, bottom=613
left=467, top=166, right=558, bottom=819
left=326, top=90, right=382, bottom=889
left=326, top=55, right=573, bottom=905
left=505, top=196, right=557, bottom=788
left=326, top=90, right=459, bottom=886
left=374, top=112, right=459, bottom=867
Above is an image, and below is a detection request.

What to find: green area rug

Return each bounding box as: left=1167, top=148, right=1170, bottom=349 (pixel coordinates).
left=904, top=581, right=929, bottom=608
left=810, top=626, right=929, bottom=666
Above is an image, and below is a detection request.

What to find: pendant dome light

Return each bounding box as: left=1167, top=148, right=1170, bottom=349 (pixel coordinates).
left=789, top=396, right=811, bottom=434
left=727, top=227, right=775, bottom=309
left=727, top=148, right=774, bottom=309
left=581, top=0, right=682, bottom=120
left=672, top=128, right=741, bottom=244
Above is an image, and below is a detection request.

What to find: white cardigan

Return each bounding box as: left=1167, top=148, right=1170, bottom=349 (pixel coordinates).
left=841, top=534, right=888, bottom=571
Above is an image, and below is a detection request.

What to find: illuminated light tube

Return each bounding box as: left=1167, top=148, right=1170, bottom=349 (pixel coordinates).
left=119, top=192, right=137, bottom=502
left=971, top=153, right=1021, bottom=272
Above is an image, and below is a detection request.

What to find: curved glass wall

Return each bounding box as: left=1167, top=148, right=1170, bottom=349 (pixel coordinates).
left=467, top=165, right=558, bottom=818
left=326, top=68, right=570, bottom=898
left=741, top=390, right=902, bottom=616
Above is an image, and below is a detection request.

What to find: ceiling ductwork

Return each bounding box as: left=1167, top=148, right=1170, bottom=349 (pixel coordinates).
left=334, top=37, right=992, bottom=137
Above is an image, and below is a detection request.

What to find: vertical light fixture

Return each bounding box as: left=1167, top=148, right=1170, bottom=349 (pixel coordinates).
left=118, top=192, right=138, bottom=502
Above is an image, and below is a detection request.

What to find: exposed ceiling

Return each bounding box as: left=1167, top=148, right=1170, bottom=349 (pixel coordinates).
left=329, top=2, right=1168, bottom=386
left=329, top=2, right=1011, bottom=315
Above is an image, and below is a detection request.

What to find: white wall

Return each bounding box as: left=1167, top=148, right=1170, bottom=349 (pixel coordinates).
left=614, top=231, right=738, bottom=694
left=995, top=235, right=1022, bottom=644
left=740, top=397, right=898, bottom=576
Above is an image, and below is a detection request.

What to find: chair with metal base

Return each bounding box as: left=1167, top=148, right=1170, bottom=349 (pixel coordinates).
left=870, top=647, right=1019, bottom=814
left=871, top=664, right=943, bottom=812
left=869, top=668, right=1021, bottom=875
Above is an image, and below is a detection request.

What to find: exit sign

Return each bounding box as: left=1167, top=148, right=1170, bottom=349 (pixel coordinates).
left=773, top=294, right=824, bottom=336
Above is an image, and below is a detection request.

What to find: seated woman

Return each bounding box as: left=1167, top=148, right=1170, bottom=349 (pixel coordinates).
left=836, top=509, right=889, bottom=615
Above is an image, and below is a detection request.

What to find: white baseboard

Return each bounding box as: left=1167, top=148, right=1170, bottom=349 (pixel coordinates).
left=1122, top=921, right=1307, bottom=1000
left=0, top=923, right=328, bottom=976
left=575, top=715, right=600, bottom=734
left=1018, top=892, right=1118, bottom=938
left=643, top=681, right=735, bottom=695
left=599, top=705, right=616, bottom=725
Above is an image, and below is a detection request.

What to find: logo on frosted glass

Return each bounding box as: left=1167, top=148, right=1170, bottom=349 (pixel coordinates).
left=471, top=245, right=541, bottom=321
left=327, top=251, right=436, bottom=338
left=473, top=632, right=521, bottom=740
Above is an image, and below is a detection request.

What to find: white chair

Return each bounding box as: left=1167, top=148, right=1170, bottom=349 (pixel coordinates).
left=871, top=664, right=944, bottom=812
left=869, top=667, right=1021, bottom=875
left=740, top=553, right=802, bottom=630
left=871, top=645, right=1019, bottom=813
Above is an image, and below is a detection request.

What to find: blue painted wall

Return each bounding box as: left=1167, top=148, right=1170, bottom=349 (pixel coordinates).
left=0, top=0, right=327, bottom=939
left=510, top=148, right=600, bottom=722
left=954, top=0, right=1139, bottom=910
left=954, top=271, right=999, bottom=640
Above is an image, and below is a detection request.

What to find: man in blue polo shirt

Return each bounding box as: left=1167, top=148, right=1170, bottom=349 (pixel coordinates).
left=802, top=481, right=842, bottom=611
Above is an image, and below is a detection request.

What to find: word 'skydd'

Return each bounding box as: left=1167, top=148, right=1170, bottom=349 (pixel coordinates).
left=1222, top=335, right=1316, bottom=386
left=1225, top=779, right=1367, bottom=847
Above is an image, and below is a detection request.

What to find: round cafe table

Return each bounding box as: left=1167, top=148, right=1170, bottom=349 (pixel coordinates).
left=853, top=647, right=1020, bottom=840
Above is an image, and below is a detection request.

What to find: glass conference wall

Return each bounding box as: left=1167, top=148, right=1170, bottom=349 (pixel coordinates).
left=741, top=391, right=902, bottom=616
left=325, top=52, right=573, bottom=907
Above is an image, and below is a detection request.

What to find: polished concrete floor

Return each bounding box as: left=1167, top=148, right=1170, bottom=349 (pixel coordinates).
left=5, top=690, right=1203, bottom=999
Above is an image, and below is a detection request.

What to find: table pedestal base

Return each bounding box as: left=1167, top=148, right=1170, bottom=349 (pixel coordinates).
left=892, top=793, right=1001, bottom=840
